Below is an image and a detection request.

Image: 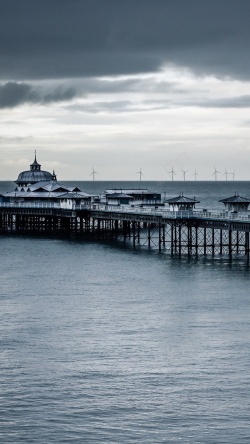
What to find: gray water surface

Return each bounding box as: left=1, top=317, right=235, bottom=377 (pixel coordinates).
left=0, top=235, right=250, bottom=443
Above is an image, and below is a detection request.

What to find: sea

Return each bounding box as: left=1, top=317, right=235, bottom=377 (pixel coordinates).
left=0, top=180, right=250, bottom=443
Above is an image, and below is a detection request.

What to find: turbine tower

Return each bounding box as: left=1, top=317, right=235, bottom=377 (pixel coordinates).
left=224, top=168, right=229, bottom=181
left=193, top=169, right=198, bottom=181
left=137, top=168, right=143, bottom=181
left=230, top=170, right=236, bottom=181
left=181, top=168, right=188, bottom=181
left=213, top=166, right=220, bottom=181
left=168, top=166, right=176, bottom=181
left=90, top=167, right=98, bottom=181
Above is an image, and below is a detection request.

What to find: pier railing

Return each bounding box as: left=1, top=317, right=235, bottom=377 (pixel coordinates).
left=80, top=204, right=250, bottom=223
left=1, top=201, right=250, bottom=223
left=0, top=202, right=61, bottom=209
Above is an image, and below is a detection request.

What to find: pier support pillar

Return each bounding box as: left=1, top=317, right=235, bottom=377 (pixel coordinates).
left=229, top=225, right=232, bottom=261
left=132, top=221, right=136, bottom=248
left=148, top=225, right=151, bottom=248
left=219, top=229, right=223, bottom=255
left=195, top=225, right=198, bottom=257
left=204, top=227, right=207, bottom=256
left=158, top=224, right=161, bottom=252
left=115, top=220, right=119, bottom=239
left=162, top=224, right=166, bottom=247
left=171, top=224, right=174, bottom=255
left=178, top=224, right=182, bottom=257
left=188, top=225, right=192, bottom=256
left=236, top=231, right=239, bottom=255
left=246, top=231, right=250, bottom=264
left=212, top=229, right=215, bottom=256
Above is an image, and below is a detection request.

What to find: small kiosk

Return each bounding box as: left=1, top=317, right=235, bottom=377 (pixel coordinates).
left=219, top=193, right=250, bottom=212
left=165, top=194, right=200, bottom=211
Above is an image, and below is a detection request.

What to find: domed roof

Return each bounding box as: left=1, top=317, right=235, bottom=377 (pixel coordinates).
left=16, top=170, right=54, bottom=185
left=15, top=153, right=56, bottom=185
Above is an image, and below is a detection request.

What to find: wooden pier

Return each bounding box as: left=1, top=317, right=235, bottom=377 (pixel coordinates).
left=1, top=204, right=250, bottom=261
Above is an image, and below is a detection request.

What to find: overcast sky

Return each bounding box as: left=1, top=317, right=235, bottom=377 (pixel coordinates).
left=1, top=0, right=250, bottom=180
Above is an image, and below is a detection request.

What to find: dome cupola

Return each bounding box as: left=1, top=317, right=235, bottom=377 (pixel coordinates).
left=30, top=153, right=41, bottom=171
left=15, top=153, right=56, bottom=186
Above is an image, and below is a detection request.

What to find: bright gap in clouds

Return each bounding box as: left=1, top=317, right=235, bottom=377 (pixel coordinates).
left=1, top=67, right=250, bottom=181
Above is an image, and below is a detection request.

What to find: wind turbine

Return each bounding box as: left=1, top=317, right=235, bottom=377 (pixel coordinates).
left=181, top=168, right=188, bottom=181
left=223, top=168, right=229, bottom=181
left=137, top=168, right=143, bottom=181
left=213, top=166, right=220, bottom=181
left=90, top=167, right=98, bottom=181
left=168, top=166, right=176, bottom=181
left=230, top=170, right=236, bottom=181
left=193, top=169, right=198, bottom=181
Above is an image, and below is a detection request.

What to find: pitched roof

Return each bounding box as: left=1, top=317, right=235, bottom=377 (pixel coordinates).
left=165, top=194, right=200, bottom=204
left=59, top=192, right=91, bottom=199
left=106, top=193, right=133, bottom=198
left=29, top=180, right=69, bottom=192
left=219, top=194, right=250, bottom=204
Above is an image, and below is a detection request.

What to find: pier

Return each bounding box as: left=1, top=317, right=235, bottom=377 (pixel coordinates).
left=1, top=155, right=250, bottom=263
left=1, top=202, right=250, bottom=262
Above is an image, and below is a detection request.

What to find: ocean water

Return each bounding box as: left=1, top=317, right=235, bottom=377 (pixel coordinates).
left=0, top=181, right=250, bottom=443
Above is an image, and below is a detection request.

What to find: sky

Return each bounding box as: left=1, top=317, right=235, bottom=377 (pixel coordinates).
left=1, top=0, right=250, bottom=181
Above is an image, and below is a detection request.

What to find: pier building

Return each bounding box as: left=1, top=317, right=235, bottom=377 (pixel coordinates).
left=219, top=193, right=250, bottom=212
left=164, top=194, right=199, bottom=211
left=104, top=192, right=134, bottom=206
left=2, top=154, right=94, bottom=209
left=102, top=188, right=161, bottom=206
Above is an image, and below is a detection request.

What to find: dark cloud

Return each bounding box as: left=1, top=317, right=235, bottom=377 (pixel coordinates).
left=0, top=77, right=178, bottom=108
left=0, top=0, right=250, bottom=81
left=185, top=95, right=250, bottom=109
left=2, top=79, right=250, bottom=112
left=0, top=83, right=33, bottom=108
left=0, top=82, right=79, bottom=108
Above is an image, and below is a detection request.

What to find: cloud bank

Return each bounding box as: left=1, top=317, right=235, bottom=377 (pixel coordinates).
left=1, top=0, right=250, bottom=81
left=0, top=82, right=79, bottom=108
left=1, top=0, right=250, bottom=180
